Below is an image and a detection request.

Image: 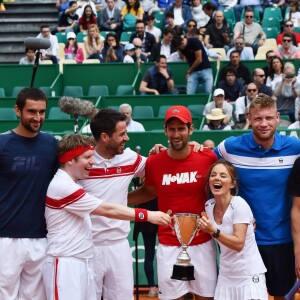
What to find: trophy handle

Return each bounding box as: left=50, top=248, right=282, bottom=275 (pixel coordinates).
left=167, top=209, right=176, bottom=235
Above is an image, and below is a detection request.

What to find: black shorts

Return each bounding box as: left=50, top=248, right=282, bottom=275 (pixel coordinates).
left=258, top=242, right=296, bottom=296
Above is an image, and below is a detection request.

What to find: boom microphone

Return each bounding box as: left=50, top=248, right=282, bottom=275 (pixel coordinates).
left=58, top=96, right=97, bottom=118
left=24, top=37, right=51, bottom=50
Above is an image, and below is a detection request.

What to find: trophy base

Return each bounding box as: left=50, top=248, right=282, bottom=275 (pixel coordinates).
left=171, top=264, right=195, bottom=281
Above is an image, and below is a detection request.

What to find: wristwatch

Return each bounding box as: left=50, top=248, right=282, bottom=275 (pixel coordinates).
left=212, top=228, right=220, bottom=238
left=166, top=77, right=171, bottom=81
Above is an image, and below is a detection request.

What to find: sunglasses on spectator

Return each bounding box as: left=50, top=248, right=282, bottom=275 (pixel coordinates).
left=283, top=39, right=292, bottom=42
left=188, top=24, right=197, bottom=27
left=247, top=89, right=257, bottom=92
left=285, top=24, right=293, bottom=27
left=267, top=55, right=275, bottom=59
left=235, top=42, right=244, bottom=45
left=255, top=74, right=265, bottom=77
left=68, top=38, right=75, bottom=41
left=245, top=15, right=253, bottom=18
left=134, top=45, right=142, bottom=49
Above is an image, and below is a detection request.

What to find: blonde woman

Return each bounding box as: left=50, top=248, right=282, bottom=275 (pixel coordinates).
left=84, top=24, right=104, bottom=61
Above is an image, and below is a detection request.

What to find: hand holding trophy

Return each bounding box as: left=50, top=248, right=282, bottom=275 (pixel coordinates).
left=170, top=212, right=200, bottom=281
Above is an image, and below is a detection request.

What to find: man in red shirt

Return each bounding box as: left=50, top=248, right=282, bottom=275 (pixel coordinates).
left=129, top=106, right=218, bottom=300
left=277, top=20, right=300, bottom=47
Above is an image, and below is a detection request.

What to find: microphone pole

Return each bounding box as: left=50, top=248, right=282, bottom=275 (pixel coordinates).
left=30, top=50, right=41, bottom=88
left=74, top=114, right=79, bottom=134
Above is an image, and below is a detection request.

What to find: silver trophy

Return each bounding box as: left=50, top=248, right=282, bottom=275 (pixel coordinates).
left=171, top=213, right=199, bottom=281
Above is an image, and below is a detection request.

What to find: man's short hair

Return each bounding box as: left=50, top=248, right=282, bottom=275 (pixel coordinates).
left=283, top=32, right=293, bottom=39
left=16, top=87, right=47, bottom=111
left=135, top=20, right=145, bottom=26
left=90, top=108, right=127, bottom=141
left=172, top=35, right=183, bottom=48
left=119, top=103, right=132, bottom=113
left=163, top=27, right=174, bottom=36
left=40, top=24, right=49, bottom=31
left=69, top=0, right=77, bottom=6
left=225, top=67, right=237, bottom=76
left=249, top=93, right=277, bottom=111
left=203, top=2, right=217, bottom=11
left=165, top=11, right=174, bottom=19
left=230, top=50, right=240, bottom=58
left=156, top=54, right=167, bottom=63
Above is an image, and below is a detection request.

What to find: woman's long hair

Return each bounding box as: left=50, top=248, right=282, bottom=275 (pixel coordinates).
left=104, top=32, right=120, bottom=48
left=125, top=0, right=140, bottom=14
left=87, top=24, right=101, bottom=46
left=82, top=5, right=97, bottom=29
left=269, top=56, right=284, bottom=81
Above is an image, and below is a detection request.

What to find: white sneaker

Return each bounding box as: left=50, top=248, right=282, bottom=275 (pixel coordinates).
left=148, top=287, right=159, bottom=297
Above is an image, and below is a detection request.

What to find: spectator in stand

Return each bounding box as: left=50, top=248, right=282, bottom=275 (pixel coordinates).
left=288, top=108, right=300, bottom=129
left=139, top=0, right=159, bottom=17
left=204, top=10, right=230, bottom=52
left=56, top=0, right=78, bottom=33
left=140, top=55, right=175, bottom=95
left=173, top=35, right=213, bottom=94
left=274, top=32, right=300, bottom=59
left=163, top=0, right=192, bottom=31
left=203, top=108, right=232, bottom=130
left=266, top=56, right=284, bottom=92
left=235, top=82, right=258, bottom=128
left=19, top=48, right=36, bottom=65
left=56, top=0, right=70, bottom=12
left=132, top=37, right=148, bottom=63
left=277, top=20, right=300, bottom=47
left=273, top=62, right=300, bottom=123
left=123, top=43, right=136, bottom=62
left=99, top=0, right=122, bottom=38
left=64, top=32, right=84, bottom=63
left=156, top=0, right=172, bottom=10
left=220, top=51, right=251, bottom=85
left=286, top=1, right=300, bottom=27
left=119, top=103, right=145, bottom=131
left=145, top=14, right=162, bottom=43
left=149, top=27, right=176, bottom=61
left=226, top=36, right=254, bottom=61
left=79, top=4, right=98, bottom=32
left=83, top=24, right=104, bottom=62
left=165, top=11, right=175, bottom=30
left=218, top=67, right=243, bottom=102
left=37, top=24, right=58, bottom=64
left=191, top=0, right=210, bottom=29
left=233, top=0, right=263, bottom=22
left=263, top=50, right=275, bottom=83
left=101, top=32, right=124, bottom=62
left=203, top=139, right=215, bottom=149
left=245, top=68, right=273, bottom=97
left=129, top=20, right=156, bottom=58
left=76, top=0, right=97, bottom=18
left=203, top=88, right=233, bottom=125
left=121, top=0, right=144, bottom=21
left=233, top=8, right=266, bottom=55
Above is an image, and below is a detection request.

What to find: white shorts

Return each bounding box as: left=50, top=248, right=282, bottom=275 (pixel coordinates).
left=0, top=237, right=47, bottom=300
left=43, top=256, right=96, bottom=300
left=93, top=239, right=134, bottom=300
left=214, top=274, right=268, bottom=300
left=157, top=240, right=217, bottom=299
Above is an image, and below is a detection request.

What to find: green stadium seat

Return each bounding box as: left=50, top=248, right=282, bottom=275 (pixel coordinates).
left=187, top=104, right=205, bottom=118
left=221, top=7, right=236, bottom=25
left=261, top=18, right=281, bottom=32
left=39, top=86, right=51, bottom=97
left=120, top=31, right=133, bottom=44
left=262, top=27, right=279, bottom=39
left=153, top=11, right=165, bottom=22
left=76, top=32, right=88, bottom=43
left=294, top=27, right=300, bottom=34
left=88, top=85, right=109, bottom=97
left=12, top=86, right=25, bottom=98
left=55, top=32, right=67, bottom=43
left=116, top=85, right=134, bottom=95
left=63, top=86, right=84, bottom=97
left=132, top=106, right=154, bottom=118
left=0, top=108, right=17, bottom=120
left=48, top=107, right=71, bottom=120
left=263, top=7, right=282, bottom=22
left=157, top=105, right=172, bottom=118
left=0, top=87, right=5, bottom=97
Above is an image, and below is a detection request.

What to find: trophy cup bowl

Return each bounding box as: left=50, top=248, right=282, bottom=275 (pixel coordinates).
left=171, top=213, right=199, bottom=281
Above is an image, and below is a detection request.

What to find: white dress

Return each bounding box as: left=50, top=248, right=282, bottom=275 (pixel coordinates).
left=205, top=196, right=268, bottom=300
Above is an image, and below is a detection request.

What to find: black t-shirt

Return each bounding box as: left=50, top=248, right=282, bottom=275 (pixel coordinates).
left=182, top=38, right=211, bottom=71
left=205, top=24, right=230, bottom=48
left=59, top=12, right=79, bottom=27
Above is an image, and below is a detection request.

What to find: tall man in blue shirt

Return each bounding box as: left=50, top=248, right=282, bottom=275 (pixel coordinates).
left=0, top=88, right=57, bottom=299
left=173, top=36, right=213, bottom=94
left=214, top=93, right=300, bottom=300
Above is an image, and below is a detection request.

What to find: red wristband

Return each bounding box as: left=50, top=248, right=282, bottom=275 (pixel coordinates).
left=135, top=208, right=148, bottom=222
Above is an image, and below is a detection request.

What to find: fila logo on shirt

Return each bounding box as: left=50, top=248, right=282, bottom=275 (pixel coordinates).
left=162, top=171, right=198, bottom=185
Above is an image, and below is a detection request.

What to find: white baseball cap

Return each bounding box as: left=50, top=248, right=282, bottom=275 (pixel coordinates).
left=213, top=88, right=225, bottom=97
left=67, top=32, right=76, bottom=40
